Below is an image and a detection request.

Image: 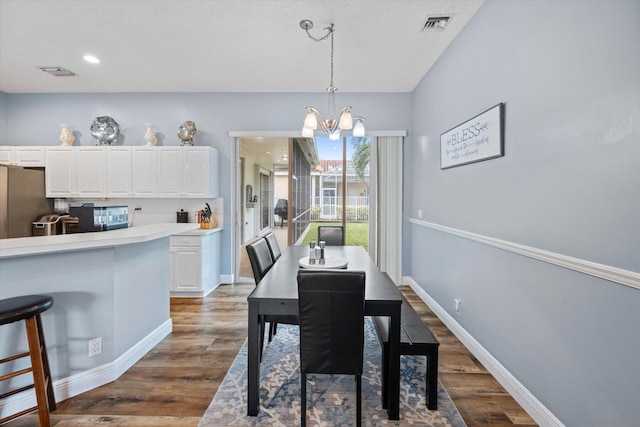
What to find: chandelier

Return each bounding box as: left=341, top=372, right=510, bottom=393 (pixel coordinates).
left=300, top=20, right=365, bottom=141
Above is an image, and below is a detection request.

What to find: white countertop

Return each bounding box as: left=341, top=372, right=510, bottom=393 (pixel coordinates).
left=175, top=226, right=223, bottom=236
left=0, top=223, right=202, bottom=258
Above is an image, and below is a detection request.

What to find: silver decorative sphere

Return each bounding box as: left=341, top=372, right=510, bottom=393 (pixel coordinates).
left=90, top=116, right=120, bottom=145
left=177, top=121, right=197, bottom=145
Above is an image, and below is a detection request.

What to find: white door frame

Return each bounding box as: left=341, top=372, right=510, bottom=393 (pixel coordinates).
left=229, top=130, right=406, bottom=283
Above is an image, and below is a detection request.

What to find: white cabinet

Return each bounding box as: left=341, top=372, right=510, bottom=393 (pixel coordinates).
left=184, top=146, right=219, bottom=198
left=0, top=146, right=46, bottom=166
left=133, top=146, right=219, bottom=198
left=75, top=147, right=107, bottom=197
left=158, top=147, right=182, bottom=197
left=170, top=230, right=221, bottom=297
left=41, top=145, right=219, bottom=199
left=45, top=146, right=106, bottom=197
left=106, top=146, right=132, bottom=197
left=132, top=147, right=158, bottom=197
left=45, top=147, right=75, bottom=197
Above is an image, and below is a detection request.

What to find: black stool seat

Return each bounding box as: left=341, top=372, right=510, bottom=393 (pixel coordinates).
left=0, top=295, right=54, bottom=325
left=0, top=294, right=56, bottom=426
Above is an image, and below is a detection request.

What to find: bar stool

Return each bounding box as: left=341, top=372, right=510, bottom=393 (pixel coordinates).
left=0, top=295, right=56, bottom=426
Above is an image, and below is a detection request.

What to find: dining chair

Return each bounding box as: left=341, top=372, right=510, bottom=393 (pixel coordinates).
left=297, top=269, right=366, bottom=427
left=245, top=238, right=298, bottom=359
left=263, top=232, right=283, bottom=340
left=317, top=225, right=345, bottom=246
left=264, top=232, right=281, bottom=262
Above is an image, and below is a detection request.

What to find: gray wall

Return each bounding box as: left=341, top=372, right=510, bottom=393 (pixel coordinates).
left=1, top=92, right=412, bottom=276
left=406, top=1, right=640, bottom=426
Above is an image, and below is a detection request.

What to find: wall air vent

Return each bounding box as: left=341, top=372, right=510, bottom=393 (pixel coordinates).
left=422, top=16, right=451, bottom=31
left=39, top=66, right=76, bottom=77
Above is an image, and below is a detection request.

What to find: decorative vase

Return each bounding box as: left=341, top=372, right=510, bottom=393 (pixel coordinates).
left=90, top=116, right=120, bottom=145
left=59, top=124, right=75, bottom=146
left=144, top=123, right=157, bottom=146
left=177, top=121, right=196, bottom=146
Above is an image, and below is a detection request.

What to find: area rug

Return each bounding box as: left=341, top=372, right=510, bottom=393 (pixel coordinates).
left=199, top=318, right=466, bottom=427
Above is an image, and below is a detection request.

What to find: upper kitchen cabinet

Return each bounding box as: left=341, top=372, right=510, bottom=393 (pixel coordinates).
left=0, top=146, right=46, bottom=167
left=184, top=147, right=219, bottom=198
left=134, top=146, right=219, bottom=198
left=45, top=146, right=107, bottom=197
left=44, top=145, right=219, bottom=199
left=132, top=147, right=158, bottom=197
left=106, top=146, right=133, bottom=197
left=45, top=147, right=76, bottom=197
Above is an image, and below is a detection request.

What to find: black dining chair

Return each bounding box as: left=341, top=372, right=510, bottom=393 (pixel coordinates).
left=263, top=232, right=283, bottom=340
left=317, top=225, right=345, bottom=246
left=264, top=232, right=281, bottom=262
left=246, top=238, right=298, bottom=359
left=297, top=270, right=366, bottom=427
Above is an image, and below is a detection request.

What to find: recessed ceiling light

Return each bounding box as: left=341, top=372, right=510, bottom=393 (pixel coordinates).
left=83, top=55, right=100, bottom=64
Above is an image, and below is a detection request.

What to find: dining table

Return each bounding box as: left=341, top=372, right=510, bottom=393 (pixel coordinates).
left=247, top=244, right=403, bottom=420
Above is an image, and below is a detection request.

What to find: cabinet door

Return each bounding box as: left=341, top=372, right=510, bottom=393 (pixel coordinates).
left=15, top=146, right=45, bottom=166
left=184, top=146, right=219, bottom=198
left=158, top=147, right=182, bottom=197
left=45, top=147, right=75, bottom=197
left=107, top=147, right=132, bottom=197
left=132, top=147, right=158, bottom=196
left=171, top=247, right=201, bottom=291
left=75, top=147, right=107, bottom=197
left=0, top=147, right=13, bottom=164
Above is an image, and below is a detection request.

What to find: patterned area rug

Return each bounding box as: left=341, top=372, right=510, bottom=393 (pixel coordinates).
left=200, top=318, right=467, bottom=427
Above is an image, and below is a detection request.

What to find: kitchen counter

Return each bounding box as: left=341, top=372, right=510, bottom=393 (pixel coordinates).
left=0, top=222, right=202, bottom=415
left=0, top=223, right=200, bottom=258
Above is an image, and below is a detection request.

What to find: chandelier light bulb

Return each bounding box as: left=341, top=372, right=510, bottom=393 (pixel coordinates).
left=329, top=131, right=340, bottom=141
left=353, top=119, right=366, bottom=137
left=304, top=110, right=318, bottom=130
left=338, top=108, right=353, bottom=130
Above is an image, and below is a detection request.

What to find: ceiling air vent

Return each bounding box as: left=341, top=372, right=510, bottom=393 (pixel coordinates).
left=422, top=16, right=451, bottom=31
left=39, top=66, right=76, bottom=77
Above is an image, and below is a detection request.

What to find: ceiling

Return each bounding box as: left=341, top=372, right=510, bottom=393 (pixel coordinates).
left=0, top=0, right=484, bottom=94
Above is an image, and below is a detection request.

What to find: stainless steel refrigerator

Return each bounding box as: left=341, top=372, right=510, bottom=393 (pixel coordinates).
left=0, top=165, right=53, bottom=239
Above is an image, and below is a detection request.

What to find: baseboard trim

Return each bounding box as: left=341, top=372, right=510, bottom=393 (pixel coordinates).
left=402, top=276, right=564, bottom=427
left=0, top=319, right=172, bottom=418
left=409, top=218, right=640, bottom=290
left=221, top=274, right=234, bottom=284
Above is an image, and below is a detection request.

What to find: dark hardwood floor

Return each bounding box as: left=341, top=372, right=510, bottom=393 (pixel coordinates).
left=7, top=283, right=536, bottom=426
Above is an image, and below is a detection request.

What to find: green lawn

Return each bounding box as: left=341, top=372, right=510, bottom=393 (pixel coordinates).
left=299, top=222, right=369, bottom=250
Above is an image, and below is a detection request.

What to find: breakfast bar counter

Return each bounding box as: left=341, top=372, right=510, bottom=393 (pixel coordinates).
left=0, top=224, right=198, bottom=417
left=0, top=223, right=200, bottom=258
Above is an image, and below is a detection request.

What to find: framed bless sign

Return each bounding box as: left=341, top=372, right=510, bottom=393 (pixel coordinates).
left=440, top=103, right=505, bottom=169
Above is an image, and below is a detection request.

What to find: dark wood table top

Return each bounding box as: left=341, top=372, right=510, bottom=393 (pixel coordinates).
left=248, top=245, right=403, bottom=305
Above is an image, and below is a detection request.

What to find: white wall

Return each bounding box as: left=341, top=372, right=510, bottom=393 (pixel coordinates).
left=405, top=1, right=640, bottom=426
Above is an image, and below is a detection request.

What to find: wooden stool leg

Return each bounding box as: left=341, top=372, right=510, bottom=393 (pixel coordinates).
left=36, top=315, right=56, bottom=412
left=25, top=316, right=53, bottom=427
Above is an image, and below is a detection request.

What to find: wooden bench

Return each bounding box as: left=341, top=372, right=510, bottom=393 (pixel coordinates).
left=373, top=294, right=440, bottom=410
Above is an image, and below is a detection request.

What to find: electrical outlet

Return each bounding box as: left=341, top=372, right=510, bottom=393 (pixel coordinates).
left=453, top=299, right=462, bottom=316
left=88, top=337, right=102, bottom=357
left=418, top=209, right=423, bottom=219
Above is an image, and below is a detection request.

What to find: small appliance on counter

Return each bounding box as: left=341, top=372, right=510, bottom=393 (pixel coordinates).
left=60, top=216, right=79, bottom=234
left=32, top=214, right=64, bottom=236
left=69, top=204, right=129, bottom=233
left=177, top=209, right=188, bottom=223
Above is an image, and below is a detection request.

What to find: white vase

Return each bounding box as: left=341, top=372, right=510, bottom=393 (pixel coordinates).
left=144, top=123, right=157, bottom=146
left=59, top=124, right=75, bottom=146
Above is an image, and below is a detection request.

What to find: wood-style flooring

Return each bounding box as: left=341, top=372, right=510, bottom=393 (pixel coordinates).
left=7, top=283, right=537, bottom=426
